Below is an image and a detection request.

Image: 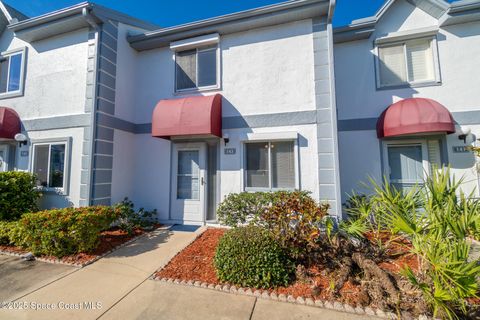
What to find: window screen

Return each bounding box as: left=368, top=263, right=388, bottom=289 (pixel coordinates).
left=33, top=143, right=66, bottom=188
left=378, top=39, right=436, bottom=88
left=175, top=46, right=217, bottom=91
left=245, top=141, right=296, bottom=190
left=246, top=143, right=269, bottom=188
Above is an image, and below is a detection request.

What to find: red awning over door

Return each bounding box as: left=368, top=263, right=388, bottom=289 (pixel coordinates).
left=0, top=107, right=20, bottom=140
left=377, top=98, right=455, bottom=138
left=152, top=94, right=222, bottom=139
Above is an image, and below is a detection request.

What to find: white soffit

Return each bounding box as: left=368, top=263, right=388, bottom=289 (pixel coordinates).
left=244, top=131, right=299, bottom=142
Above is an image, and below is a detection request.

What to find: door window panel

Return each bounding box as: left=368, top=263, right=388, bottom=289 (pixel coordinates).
left=388, top=145, right=424, bottom=190
left=177, top=150, right=200, bottom=200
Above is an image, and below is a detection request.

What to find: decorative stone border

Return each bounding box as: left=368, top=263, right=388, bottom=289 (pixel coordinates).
left=0, top=225, right=173, bottom=268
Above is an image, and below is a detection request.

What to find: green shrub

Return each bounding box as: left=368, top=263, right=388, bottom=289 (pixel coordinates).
left=216, top=192, right=271, bottom=227
left=214, top=226, right=294, bottom=288
left=114, top=198, right=157, bottom=235
left=258, top=191, right=329, bottom=258
left=217, top=191, right=329, bottom=258
left=0, top=221, right=17, bottom=245
left=0, top=171, right=40, bottom=221
left=14, top=206, right=119, bottom=257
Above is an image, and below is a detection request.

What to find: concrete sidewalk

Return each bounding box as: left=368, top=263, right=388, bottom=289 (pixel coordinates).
left=0, top=227, right=373, bottom=320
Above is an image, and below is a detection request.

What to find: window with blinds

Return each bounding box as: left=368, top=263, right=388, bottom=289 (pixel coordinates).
left=245, top=141, right=296, bottom=190
left=175, top=45, right=218, bottom=91
left=378, top=38, right=436, bottom=88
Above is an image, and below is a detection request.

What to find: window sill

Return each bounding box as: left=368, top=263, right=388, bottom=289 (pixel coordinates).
left=36, top=187, right=67, bottom=196
left=377, top=81, right=442, bottom=91
left=174, top=85, right=221, bottom=96
left=0, top=90, right=24, bottom=100
left=244, top=187, right=296, bottom=193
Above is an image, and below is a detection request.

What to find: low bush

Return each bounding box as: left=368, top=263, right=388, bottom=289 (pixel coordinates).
left=214, top=226, right=294, bottom=288
left=114, top=198, right=157, bottom=235
left=0, top=221, right=16, bottom=245
left=13, top=206, right=119, bottom=257
left=0, top=171, right=40, bottom=221
left=216, top=192, right=271, bottom=226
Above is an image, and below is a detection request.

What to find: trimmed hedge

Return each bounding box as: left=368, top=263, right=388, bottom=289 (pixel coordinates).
left=12, top=206, right=119, bottom=257
left=0, top=221, right=16, bottom=245
left=0, top=171, right=40, bottom=221
left=214, top=226, right=294, bottom=288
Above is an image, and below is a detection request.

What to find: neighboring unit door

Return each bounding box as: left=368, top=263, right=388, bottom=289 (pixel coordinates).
left=0, top=145, right=8, bottom=172
left=171, top=142, right=207, bottom=223
left=386, top=143, right=428, bottom=191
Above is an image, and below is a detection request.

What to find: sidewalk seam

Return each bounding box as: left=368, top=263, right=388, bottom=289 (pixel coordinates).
left=249, top=297, right=258, bottom=320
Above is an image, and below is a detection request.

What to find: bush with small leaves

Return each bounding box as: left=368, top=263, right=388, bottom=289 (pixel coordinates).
left=0, top=171, right=40, bottom=221
left=214, top=226, right=294, bottom=288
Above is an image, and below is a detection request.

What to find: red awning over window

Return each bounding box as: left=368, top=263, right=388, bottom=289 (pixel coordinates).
left=152, top=94, right=222, bottom=139
left=377, top=98, right=455, bottom=138
left=0, top=107, right=20, bottom=140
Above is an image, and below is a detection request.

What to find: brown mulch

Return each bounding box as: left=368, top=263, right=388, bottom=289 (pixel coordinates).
left=156, top=228, right=421, bottom=307
left=0, top=224, right=161, bottom=266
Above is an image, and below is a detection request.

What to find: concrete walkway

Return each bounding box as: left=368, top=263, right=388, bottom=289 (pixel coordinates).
left=0, top=227, right=373, bottom=320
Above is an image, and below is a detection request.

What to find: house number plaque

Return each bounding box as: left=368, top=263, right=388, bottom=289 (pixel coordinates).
left=224, top=148, right=236, bottom=155
left=452, top=146, right=470, bottom=153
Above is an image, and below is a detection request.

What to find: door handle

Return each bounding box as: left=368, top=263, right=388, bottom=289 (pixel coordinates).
left=201, top=177, right=205, bottom=186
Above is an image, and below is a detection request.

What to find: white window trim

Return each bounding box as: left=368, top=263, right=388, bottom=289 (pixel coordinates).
left=374, top=36, right=441, bottom=90
left=0, top=47, right=27, bottom=99
left=382, top=139, right=430, bottom=186
left=241, top=138, right=300, bottom=192
left=173, top=44, right=221, bottom=94
left=29, top=137, right=71, bottom=195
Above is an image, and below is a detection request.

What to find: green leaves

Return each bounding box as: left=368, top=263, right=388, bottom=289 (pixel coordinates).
left=0, top=171, right=40, bottom=221
left=12, top=206, right=119, bottom=257
left=214, top=226, right=294, bottom=288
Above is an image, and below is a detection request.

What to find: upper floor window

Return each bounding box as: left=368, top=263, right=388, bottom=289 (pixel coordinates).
left=377, top=38, right=439, bottom=88
left=175, top=45, right=218, bottom=92
left=0, top=48, right=26, bottom=97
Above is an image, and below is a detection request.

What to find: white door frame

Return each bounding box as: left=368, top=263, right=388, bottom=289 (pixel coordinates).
left=170, top=142, right=207, bottom=224
left=382, top=139, right=430, bottom=185
left=0, top=144, right=9, bottom=172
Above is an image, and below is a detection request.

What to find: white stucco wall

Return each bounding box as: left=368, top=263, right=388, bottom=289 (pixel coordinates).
left=334, top=0, right=480, bottom=201
left=0, top=28, right=90, bottom=119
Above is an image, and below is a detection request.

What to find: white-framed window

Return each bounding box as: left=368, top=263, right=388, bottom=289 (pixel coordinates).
left=31, top=139, right=70, bottom=193
left=0, top=47, right=26, bottom=98
left=376, top=37, right=440, bottom=89
left=244, top=140, right=298, bottom=191
left=175, top=45, right=219, bottom=92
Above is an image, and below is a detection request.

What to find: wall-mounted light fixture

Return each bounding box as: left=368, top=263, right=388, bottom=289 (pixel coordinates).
left=458, top=127, right=472, bottom=144
left=223, top=133, right=230, bottom=146
left=14, top=133, right=28, bottom=147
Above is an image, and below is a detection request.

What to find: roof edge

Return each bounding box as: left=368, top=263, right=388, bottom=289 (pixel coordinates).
left=128, top=0, right=330, bottom=50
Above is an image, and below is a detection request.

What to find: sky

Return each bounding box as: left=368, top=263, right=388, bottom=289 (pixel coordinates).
left=5, top=0, right=388, bottom=28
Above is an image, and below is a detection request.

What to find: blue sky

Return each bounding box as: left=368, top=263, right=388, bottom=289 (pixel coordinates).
left=4, top=0, right=455, bottom=28
left=5, top=0, right=386, bottom=27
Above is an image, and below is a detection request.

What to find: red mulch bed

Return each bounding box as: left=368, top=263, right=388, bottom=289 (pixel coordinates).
left=0, top=225, right=161, bottom=266
left=157, top=228, right=420, bottom=307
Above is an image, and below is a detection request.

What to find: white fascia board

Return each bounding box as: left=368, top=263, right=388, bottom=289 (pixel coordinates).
left=374, top=26, right=439, bottom=45
left=170, top=33, right=219, bottom=51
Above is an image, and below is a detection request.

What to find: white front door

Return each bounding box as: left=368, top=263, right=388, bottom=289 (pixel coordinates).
left=171, top=142, right=207, bottom=224
left=384, top=141, right=429, bottom=191
left=0, top=145, right=8, bottom=172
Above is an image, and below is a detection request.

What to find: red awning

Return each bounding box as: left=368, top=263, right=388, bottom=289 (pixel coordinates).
left=152, top=94, right=222, bottom=139
left=0, top=107, right=20, bottom=140
left=377, top=98, right=455, bottom=138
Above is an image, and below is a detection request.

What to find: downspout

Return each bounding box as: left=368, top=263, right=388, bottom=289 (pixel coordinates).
left=326, top=0, right=343, bottom=218
left=83, top=7, right=100, bottom=205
